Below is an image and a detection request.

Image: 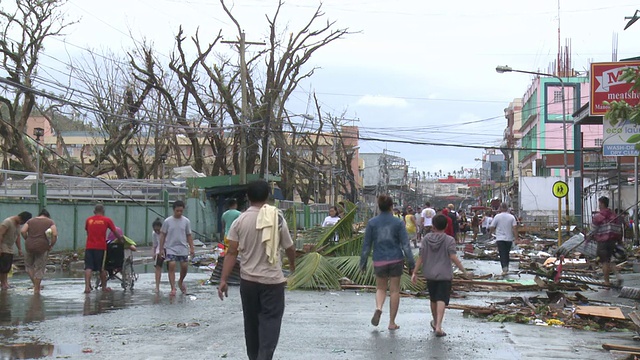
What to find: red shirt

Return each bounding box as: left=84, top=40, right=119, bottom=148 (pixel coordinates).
left=85, top=215, right=118, bottom=250
left=442, top=209, right=454, bottom=237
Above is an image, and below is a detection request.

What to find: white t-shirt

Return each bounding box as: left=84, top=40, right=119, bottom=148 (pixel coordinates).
left=152, top=232, right=161, bottom=255
left=322, top=216, right=340, bottom=227
left=421, top=208, right=435, bottom=227
left=415, top=211, right=423, bottom=226
left=489, top=212, right=517, bottom=241
left=482, top=216, right=493, bottom=228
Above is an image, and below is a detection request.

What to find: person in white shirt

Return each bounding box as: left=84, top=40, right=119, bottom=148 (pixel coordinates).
left=489, top=203, right=518, bottom=275
left=421, top=202, right=436, bottom=236
left=322, top=206, right=341, bottom=243
left=481, top=212, right=493, bottom=239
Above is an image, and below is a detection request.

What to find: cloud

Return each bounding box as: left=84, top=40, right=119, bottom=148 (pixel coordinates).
left=356, top=95, right=409, bottom=108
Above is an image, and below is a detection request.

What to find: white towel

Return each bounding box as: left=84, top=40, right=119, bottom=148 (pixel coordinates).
left=256, top=204, right=280, bottom=265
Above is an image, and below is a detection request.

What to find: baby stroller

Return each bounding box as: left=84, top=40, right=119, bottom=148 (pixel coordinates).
left=95, top=238, right=138, bottom=291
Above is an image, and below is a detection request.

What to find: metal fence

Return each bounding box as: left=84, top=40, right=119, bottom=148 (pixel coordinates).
left=0, top=169, right=186, bottom=202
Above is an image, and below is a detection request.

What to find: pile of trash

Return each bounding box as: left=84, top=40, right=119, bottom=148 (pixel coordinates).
left=450, top=292, right=635, bottom=332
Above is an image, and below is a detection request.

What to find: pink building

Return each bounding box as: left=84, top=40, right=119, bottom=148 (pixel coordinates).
left=518, top=76, right=600, bottom=177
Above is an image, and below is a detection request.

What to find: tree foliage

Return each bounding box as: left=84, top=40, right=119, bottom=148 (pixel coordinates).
left=288, top=201, right=422, bottom=292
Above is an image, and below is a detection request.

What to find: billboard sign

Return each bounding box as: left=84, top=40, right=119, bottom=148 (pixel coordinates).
left=590, top=61, right=640, bottom=115
left=603, top=118, right=640, bottom=156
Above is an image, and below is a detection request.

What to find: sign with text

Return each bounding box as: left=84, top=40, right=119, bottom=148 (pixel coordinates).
left=603, top=118, right=640, bottom=156
left=590, top=61, right=640, bottom=115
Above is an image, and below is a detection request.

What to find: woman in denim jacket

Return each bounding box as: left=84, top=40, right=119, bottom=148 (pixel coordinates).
left=360, top=195, right=415, bottom=330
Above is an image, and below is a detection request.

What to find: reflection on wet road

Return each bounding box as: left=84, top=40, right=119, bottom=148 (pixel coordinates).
left=0, top=268, right=211, bottom=358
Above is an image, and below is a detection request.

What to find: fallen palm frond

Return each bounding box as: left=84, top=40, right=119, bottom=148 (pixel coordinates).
left=314, top=201, right=357, bottom=251
left=288, top=252, right=342, bottom=290
left=328, top=256, right=375, bottom=286
left=322, top=233, right=364, bottom=257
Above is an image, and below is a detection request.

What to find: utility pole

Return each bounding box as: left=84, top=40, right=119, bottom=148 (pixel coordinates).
left=222, top=32, right=265, bottom=185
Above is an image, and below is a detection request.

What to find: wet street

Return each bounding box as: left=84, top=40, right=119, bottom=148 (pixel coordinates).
left=0, top=261, right=639, bottom=359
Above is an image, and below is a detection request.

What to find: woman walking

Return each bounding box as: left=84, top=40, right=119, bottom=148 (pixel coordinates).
left=405, top=208, right=418, bottom=248
left=20, top=209, right=56, bottom=294
left=360, top=195, right=415, bottom=330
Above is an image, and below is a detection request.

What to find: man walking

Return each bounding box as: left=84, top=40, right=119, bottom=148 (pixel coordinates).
left=221, top=198, right=241, bottom=250
left=218, top=180, right=296, bottom=360
left=489, top=203, right=518, bottom=276
left=158, top=200, right=195, bottom=296
left=0, top=212, right=31, bottom=289
left=592, top=196, right=623, bottom=287
left=421, top=202, right=435, bottom=236
left=84, top=205, right=121, bottom=293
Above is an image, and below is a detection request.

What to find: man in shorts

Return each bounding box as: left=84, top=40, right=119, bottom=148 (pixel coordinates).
left=412, top=214, right=468, bottom=337
left=0, top=212, right=32, bottom=289
left=84, top=204, right=122, bottom=293
left=158, top=200, right=195, bottom=296
left=421, top=202, right=435, bottom=236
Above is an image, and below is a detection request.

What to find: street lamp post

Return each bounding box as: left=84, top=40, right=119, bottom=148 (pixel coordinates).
left=33, top=127, right=44, bottom=207
left=496, top=65, right=570, bottom=241
left=160, top=153, right=168, bottom=191
left=33, top=127, right=44, bottom=181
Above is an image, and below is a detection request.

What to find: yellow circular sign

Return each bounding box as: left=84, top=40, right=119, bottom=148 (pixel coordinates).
left=552, top=181, right=568, bottom=198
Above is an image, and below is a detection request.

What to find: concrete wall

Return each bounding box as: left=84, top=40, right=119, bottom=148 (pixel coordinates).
left=520, top=176, right=594, bottom=215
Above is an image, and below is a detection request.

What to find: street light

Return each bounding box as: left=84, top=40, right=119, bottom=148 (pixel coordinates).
left=496, top=65, right=570, bottom=240
left=159, top=153, right=168, bottom=191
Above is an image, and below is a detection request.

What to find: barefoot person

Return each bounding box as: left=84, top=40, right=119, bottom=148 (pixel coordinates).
left=412, top=214, right=468, bottom=337
left=84, top=204, right=122, bottom=293
left=158, top=200, right=194, bottom=296
left=0, top=212, right=31, bottom=289
left=592, top=196, right=624, bottom=286
left=360, top=195, right=415, bottom=330
left=21, top=209, right=56, bottom=294
left=150, top=218, right=164, bottom=293
left=218, top=180, right=296, bottom=360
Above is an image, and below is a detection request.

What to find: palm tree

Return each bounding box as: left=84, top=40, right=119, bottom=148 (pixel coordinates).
left=288, top=201, right=422, bottom=291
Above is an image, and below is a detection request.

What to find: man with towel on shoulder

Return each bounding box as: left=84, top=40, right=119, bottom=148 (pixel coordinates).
left=218, top=180, right=296, bottom=360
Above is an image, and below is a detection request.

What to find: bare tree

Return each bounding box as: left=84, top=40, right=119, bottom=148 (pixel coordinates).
left=219, top=0, right=351, bottom=179
left=0, top=0, right=76, bottom=171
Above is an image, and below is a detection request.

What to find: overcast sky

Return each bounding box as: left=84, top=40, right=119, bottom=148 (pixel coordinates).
left=41, top=0, right=640, bottom=176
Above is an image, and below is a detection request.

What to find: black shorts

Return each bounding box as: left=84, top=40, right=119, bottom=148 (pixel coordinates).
left=374, top=262, right=404, bottom=278
left=154, top=254, right=164, bottom=268
left=0, top=253, right=13, bottom=274
left=84, top=249, right=106, bottom=271
left=427, top=280, right=452, bottom=305
left=597, top=241, right=616, bottom=264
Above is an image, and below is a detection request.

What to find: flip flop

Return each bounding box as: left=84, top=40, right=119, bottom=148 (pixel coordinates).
left=169, top=290, right=177, bottom=296
left=435, top=330, right=447, bottom=337
left=371, top=309, right=382, bottom=326
left=430, top=321, right=436, bottom=331
left=388, top=324, right=400, bottom=330
left=180, top=284, right=187, bottom=294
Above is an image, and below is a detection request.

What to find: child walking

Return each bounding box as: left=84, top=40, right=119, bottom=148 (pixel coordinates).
left=150, top=218, right=164, bottom=293
left=412, top=214, right=468, bottom=337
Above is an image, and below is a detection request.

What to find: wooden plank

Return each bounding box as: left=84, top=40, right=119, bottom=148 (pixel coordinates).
left=602, top=343, right=640, bottom=352
left=577, top=306, right=626, bottom=320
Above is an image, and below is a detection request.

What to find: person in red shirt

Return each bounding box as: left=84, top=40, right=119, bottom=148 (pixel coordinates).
left=84, top=204, right=122, bottom=293
left=441, top=208, right=454, bottom=237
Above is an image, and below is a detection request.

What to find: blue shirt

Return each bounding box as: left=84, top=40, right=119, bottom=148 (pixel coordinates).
left=360, top=212, right=415, bottom=270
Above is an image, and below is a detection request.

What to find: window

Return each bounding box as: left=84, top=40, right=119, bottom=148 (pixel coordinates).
left=595, top=138, right=604, bottom=147
left=553, top=90, right=563, bottom=103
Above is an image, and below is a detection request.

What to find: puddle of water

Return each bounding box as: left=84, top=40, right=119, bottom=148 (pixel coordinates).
left=0, top=342, right=83, bottom=358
